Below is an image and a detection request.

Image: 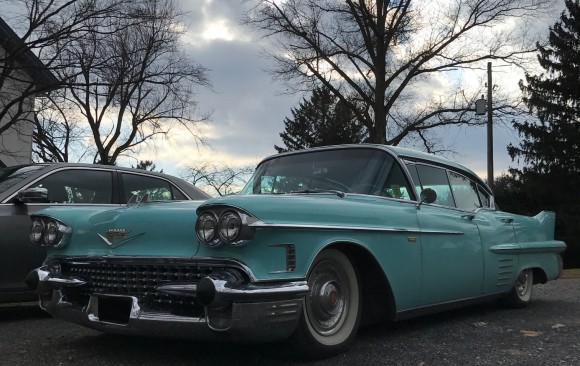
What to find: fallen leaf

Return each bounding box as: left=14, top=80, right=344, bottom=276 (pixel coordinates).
left=505, top=349, right=523, bottom=356
left=473, top=321, right=487, bottom=327
left=552, top=324, right=566, bottom=329
left=521, top=330, right=542, bottom=337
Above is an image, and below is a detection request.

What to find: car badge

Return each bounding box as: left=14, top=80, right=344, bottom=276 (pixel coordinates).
left=98, top=229, right=143, bottom=248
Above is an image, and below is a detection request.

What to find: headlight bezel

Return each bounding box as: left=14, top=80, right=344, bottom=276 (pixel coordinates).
left=30, top=216, right=71, bottom=248
left=196, top=206, right=257, bottom=248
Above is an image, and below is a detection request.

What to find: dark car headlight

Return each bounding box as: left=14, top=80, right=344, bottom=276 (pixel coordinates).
left=30, top=216, right=71, bottom=248
left=219, top=211, right=242, bottom=242
left=44, top=220, right=60, bottom=245
left=196, top=206, right=257, bottom=248
left=196, top=212, right=221, bottom=247
left=30, top=219, right=45, bottom=244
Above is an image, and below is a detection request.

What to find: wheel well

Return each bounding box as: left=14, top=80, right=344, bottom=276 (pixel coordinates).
left=327, top=242, right=396, bottom=326
left=532, top=267, right=548, bottom=284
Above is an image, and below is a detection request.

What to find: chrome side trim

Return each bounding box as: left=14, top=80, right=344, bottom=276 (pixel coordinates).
left=489, top=241, right=567, bottom=254
left=250, top=221, right=464, bottom=236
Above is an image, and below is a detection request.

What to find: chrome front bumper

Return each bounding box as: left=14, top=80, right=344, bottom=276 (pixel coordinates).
left=28, top=266, right=308, bottom=342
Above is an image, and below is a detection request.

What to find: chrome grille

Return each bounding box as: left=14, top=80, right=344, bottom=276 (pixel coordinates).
left=60, top=261, right=226, bottom=315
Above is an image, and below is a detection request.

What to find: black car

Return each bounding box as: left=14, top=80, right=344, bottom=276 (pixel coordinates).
left=0, top=163, right=209, bottom=303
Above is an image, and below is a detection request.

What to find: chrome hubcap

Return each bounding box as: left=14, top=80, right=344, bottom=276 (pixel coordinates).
left=515, top=271, right=529, bottom=297
left=306, top=260, right=348, bottom=336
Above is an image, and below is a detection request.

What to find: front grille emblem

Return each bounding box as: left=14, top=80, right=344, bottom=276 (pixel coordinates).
left=106, top=229, right=128, bottom=241
left=98, top=229, right=143, bottom=248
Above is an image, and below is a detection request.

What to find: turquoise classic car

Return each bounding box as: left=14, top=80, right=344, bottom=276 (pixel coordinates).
left=26, top=145, right=565, bottom=358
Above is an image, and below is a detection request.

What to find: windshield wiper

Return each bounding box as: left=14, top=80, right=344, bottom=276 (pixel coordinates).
left=289, top=189, right=346, bottom=198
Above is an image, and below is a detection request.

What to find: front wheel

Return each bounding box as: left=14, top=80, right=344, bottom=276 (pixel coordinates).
left=293, top=249, right=361, bottom=359
left=501, top=268, right=534, bottom=308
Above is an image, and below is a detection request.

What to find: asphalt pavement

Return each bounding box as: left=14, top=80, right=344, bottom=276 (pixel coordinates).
left=1, top=278, right=578, bottom=366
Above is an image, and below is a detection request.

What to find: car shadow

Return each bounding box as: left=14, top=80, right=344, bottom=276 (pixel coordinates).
left=67, top=333, right=301, bottom=366
left=0, top=302, right=50, bottom=322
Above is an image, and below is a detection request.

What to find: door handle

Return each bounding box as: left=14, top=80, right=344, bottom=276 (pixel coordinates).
left=461, top=214, right=475, bottom=220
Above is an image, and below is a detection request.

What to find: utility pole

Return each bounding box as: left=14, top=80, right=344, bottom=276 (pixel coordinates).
left=486, top=62, right=493, bottom=190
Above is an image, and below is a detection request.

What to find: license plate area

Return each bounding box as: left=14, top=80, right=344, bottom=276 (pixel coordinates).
left=94, top=295, right=134, bottom=325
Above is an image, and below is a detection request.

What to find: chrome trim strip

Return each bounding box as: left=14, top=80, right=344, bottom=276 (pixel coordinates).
left=250, top=221, right=463, bottom=236
left=489, top=241, right=567, bottom=254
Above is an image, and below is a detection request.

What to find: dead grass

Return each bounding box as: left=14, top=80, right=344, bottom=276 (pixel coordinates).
left=562, top=268, right=580, bottom=278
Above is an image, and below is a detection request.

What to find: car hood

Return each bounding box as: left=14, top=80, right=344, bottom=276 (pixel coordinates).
left=39, top=200, right=204, bottom=257
left=199, top=193, right=417, bottom=228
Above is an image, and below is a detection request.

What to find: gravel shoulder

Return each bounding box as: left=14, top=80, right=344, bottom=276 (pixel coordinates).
left=1, top=278, right=578, bottom=366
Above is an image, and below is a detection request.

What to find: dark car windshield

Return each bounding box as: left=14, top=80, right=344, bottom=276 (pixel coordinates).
left=0, top=165, right=45, bottom=193
left=240, top=148, right=394, bottom=195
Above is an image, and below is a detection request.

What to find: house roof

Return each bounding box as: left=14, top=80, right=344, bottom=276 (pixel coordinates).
left=0, top=16, right=60, bottom=93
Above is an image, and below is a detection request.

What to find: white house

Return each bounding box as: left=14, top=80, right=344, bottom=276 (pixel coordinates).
left=0, top=17, right=59, bottom=167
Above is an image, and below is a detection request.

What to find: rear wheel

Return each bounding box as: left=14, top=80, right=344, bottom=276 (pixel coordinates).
left=294, top=249, right=361, bottom=359
left=502, top=268, right=533, bottom=308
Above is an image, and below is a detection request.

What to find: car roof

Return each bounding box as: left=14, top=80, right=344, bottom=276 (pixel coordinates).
left=0, top=162, right=210, bottom=201
left=261, top=144, right=491, bottom=193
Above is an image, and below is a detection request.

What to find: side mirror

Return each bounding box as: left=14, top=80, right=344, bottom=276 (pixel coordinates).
left=416, top=188, right=437, bottom=209
left=420, top=188, right=437, bottom=204
left=15, top=187, right=49, bottom=204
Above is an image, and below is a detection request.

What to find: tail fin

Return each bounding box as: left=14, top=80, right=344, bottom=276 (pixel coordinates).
left=534, top=211, right=556, bottom=239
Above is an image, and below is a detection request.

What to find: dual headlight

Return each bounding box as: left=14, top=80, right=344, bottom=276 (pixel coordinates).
left=195, top=208, right=256, bottom=248
left=30, top=216, right=71, bottom=247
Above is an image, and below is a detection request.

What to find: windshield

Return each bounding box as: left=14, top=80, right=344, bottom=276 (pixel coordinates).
left=0, top=165, right=45, bottom=194
left=240, top=148, right=395, bottom=195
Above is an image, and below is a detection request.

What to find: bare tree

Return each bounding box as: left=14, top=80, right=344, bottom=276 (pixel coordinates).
left=0, top=0, right=123, bottom=163
left=32, top=0, right=211, bottom=165
left=244, top=0, right=554, bottom=150
left=182, top=162, right=255, bottom=196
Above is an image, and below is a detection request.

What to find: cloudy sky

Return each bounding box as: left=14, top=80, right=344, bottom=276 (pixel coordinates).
left=129, top=0, right=564, bottom=181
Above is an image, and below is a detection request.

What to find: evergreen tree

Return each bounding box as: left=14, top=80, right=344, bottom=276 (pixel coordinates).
left=504, top=0, right=580, bottom=268
left=509, top=0, right=580, bottom=175
left=275, top=87, right=367, bottom=153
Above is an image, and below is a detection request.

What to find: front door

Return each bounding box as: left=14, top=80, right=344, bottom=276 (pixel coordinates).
left=417, top=205, right=484, bottom=305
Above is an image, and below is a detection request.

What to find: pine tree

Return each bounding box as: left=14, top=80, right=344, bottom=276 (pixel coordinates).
left=503, top=0, right=580, bottom=268
left=509, top=0, right=580, bottom=174
left=275, top=87, right=367, bottom=153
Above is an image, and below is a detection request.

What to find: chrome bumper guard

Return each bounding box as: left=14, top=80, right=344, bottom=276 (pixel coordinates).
left=27, top=266, right=308, bottom=342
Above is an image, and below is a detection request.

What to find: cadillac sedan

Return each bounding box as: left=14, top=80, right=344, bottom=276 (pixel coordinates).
left=0, top=163, right=209, bottom=303
left=26, top=145, right=565, bottom=358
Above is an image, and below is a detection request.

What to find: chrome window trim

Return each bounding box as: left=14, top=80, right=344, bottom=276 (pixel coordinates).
left=3, top=166, right=194, bottom=203
left=403, top=160, right=496, bottom=211
left=3, top=166, right=116, bottom=203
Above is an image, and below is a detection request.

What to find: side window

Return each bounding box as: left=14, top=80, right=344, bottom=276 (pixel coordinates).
left=414, top=165, right=455, bottom=207
left=31, top=169, right=113, bottom=203
left=477, top=186, right=491, bottom=208
left=405, top=163, right=422, bottom=198
left=447, top=171, right=481, bottom=211
left=380, top=162, right=413, bottom=200
left=121, top=173, right=183, bottom=202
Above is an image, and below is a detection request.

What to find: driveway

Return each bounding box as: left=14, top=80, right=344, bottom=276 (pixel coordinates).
left=1, top=278, right=578, bottom=365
